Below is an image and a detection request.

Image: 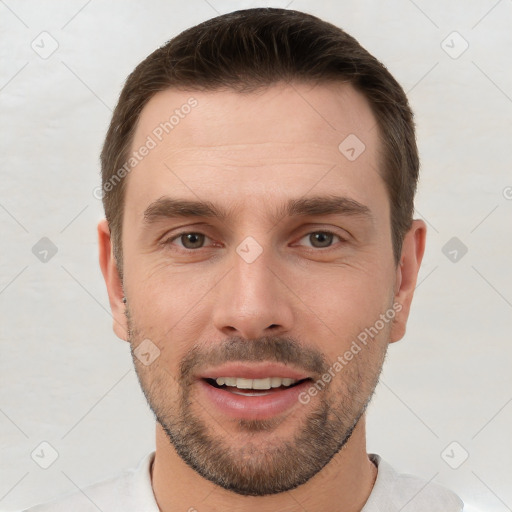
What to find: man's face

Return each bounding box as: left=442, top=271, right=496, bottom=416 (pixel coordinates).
left=112, top=82, right=404, bottom=495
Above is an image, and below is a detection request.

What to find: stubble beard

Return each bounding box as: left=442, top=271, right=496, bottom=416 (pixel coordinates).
left=127, top=309, right=388, bottom=496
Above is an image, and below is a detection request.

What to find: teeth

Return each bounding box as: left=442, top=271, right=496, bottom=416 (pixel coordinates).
left=252, top=378, right=271, bottom=389
left=235, top=377, right=253, bottom=389
left=215, top=377, right=299, bottom=389
left=271, top=377, right=282, bottom=388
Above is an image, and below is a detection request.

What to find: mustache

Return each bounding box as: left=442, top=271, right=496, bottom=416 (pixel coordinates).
left=179, top=335, right=329, bottom=383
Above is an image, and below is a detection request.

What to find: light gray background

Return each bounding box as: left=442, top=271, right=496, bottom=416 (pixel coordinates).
left=1, top=1, right=511, bottom=511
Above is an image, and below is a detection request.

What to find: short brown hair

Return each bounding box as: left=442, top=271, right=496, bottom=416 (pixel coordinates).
left=100, top=7, right=419, bottom=279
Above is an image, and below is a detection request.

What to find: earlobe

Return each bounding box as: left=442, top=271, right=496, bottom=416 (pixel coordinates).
left=389, top=219, right=427, bottom=343
left=97, top=219, right=129, bottom=341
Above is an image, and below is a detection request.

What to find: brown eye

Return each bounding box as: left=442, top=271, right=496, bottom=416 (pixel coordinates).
left=309, top=232, right=335, bottom=248
left=178, top=233, right=206, bottom=249
left=298, top=231, right=343, bottom=249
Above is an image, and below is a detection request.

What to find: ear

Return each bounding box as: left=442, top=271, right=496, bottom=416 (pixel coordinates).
left=389, top=219, right=427, bottom=343
left=98, top=219, right=129, bottom=341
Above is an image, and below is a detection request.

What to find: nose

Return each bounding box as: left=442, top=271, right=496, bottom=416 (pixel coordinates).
left=211, top=245, right=295, bottom=340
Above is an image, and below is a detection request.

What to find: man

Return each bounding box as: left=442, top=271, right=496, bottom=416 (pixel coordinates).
left=24, top=7, right=464, bottom=511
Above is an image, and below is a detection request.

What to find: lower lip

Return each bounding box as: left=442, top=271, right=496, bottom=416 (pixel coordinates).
left=197, top=379, right=311, bottom=420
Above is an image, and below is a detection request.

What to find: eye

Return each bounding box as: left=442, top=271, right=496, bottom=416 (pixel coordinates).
left=165, top=232, right=212, bottom=250
left=297, top=231, right=345, bottom=249
left=162, top=229, right=346, bottom=252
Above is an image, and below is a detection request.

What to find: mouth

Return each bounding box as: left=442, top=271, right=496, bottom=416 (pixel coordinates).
left=202, top=376, right=310, bottom=396
left=196, top=363, right=314, bottom=420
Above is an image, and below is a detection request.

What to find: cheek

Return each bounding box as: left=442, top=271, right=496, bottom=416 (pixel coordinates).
left=295, top=259, right=392, bottom=314
left=125, top=265, right=219, bottom=356
left=125, top=255, right=204, bottom=314
left=293, top=267, right=394, bottom=356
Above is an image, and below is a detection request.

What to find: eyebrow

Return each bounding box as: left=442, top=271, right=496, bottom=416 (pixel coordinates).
left=142, top=195, right=374, bottom=226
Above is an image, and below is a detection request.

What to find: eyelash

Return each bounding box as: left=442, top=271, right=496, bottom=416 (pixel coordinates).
left=161, top=229, right=347, bottom=252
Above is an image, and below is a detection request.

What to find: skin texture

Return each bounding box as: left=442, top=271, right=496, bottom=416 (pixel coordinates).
left=98, top=81, right=426, bottom=512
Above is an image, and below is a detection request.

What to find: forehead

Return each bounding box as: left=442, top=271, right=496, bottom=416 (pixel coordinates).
left=124, top=81, right=386, bottom=224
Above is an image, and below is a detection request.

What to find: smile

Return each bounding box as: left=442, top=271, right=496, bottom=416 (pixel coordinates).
left=199, top=375, right=313, bottom=420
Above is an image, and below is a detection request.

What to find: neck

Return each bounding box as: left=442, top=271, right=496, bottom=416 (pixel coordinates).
left=151, top=415, right=378, bottom=512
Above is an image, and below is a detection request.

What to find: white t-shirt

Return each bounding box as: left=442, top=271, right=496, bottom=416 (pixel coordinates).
left=20, top=452, right=464, bottom=511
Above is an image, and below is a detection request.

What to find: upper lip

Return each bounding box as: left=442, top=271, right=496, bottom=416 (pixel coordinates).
left=199, top=362, right=311, bottom=381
